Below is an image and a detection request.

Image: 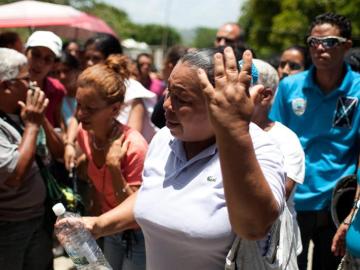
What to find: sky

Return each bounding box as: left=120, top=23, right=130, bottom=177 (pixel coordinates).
left=103, top=0, right=245, bottom=30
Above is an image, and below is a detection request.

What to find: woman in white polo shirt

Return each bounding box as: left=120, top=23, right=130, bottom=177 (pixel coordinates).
left=58, top=47, right=285, bottom=270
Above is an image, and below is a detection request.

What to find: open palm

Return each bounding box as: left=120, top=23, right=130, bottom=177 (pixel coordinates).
left=198, top=47, right=254, bottom=132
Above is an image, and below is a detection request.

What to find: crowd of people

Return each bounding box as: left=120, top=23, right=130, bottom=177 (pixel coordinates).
left=0, top=10, right=360, bottom=270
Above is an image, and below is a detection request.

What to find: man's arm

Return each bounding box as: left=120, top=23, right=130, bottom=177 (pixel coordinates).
left=5, top=89, right=48, bottom=187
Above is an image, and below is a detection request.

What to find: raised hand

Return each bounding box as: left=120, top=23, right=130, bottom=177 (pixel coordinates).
left=106, top=133, right=130, bottom=169
left=198, top=47, right=253, bottom=133
left=18, top=86, right=48, bottom=126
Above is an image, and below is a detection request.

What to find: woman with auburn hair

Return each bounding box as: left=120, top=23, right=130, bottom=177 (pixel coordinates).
left=75, top=54, right=147, bottom=270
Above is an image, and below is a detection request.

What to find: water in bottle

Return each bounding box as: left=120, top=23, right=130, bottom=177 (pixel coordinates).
left=52, top=203, right=112, bottom=270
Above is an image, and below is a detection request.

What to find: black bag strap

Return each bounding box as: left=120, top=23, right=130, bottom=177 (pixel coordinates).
left=0, top=110, right=23, bottom=135
left=0, top=110, right=47, bottom=169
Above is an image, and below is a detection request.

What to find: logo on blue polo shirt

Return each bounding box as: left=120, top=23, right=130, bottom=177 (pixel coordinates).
left=207, top=176, right=216, bottom=182
left=291, top=98, right=307, bottom=116
left=333, top=96, right=358, bottom=128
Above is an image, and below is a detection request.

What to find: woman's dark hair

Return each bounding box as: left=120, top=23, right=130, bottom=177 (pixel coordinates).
left=0, top=31, right=20, bottom=47
left=345, top=47, right=360, bottom=73
left=62, top=40, right=80, bottom=51
left=84, top=33, right=123, bottom=58
left=180, top=47, right=241, bottom=87
left=165, top=45, right=189, bottom=66
left=284, top=45, right=312, bottom=69
left=309, top=12, right=352, bottom=39
left=60, top=52, right=80, bottom=70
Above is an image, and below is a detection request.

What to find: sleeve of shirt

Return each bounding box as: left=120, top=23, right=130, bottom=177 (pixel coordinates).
left=283, top=136, right=305, bottom=185
left=0, top=128, right=20, bottom=185
left=269, top=82, right=288, bottom=125
left=122, top=131, right=148, bottom=186
left=250, top=124, right=286, bottom=211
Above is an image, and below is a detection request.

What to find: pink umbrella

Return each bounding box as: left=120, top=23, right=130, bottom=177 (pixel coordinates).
left=0, top=0, right=117, bottom=40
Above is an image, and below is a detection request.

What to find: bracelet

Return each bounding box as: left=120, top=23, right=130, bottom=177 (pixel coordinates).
left=64, top=141, right=76, bottom=148
left=343, top=221, right=351, bottom=226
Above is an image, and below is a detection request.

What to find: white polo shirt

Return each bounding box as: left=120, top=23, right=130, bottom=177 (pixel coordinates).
left=134, top=123, right=285, bottom=270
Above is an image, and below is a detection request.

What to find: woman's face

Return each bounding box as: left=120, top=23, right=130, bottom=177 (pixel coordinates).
left=163, top=62, right=214, bottom=142
left=277, top=49, right=305, bottom=79
left=75, top=86, right=115, bottom=132
left=84, top=44, right=106, bottom=68
left=56, top=63, right=80, bottom=95
left=26, top=47, right=56, bottom=83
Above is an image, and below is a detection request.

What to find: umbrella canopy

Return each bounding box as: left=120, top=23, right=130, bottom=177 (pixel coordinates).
left=0, top=0, right=117, bottom=40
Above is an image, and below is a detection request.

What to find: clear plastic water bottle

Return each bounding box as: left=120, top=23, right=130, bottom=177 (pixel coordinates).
left=52, top=203, right=112, bottom=270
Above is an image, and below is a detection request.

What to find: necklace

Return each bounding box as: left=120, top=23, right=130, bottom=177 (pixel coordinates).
left=91, top=122, right=121, bottom=151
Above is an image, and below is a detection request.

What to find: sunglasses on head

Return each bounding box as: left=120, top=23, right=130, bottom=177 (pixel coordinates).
left=279, top=60, right=303, bottom=71
left=306, top=36, right=347, bottom=49
left=216, top=36, right=236, bottom=44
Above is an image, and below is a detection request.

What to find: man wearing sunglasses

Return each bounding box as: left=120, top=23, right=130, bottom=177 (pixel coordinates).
left=214, top=22, right=244, bottom=48
left=270, top=13, right=360, bottom=270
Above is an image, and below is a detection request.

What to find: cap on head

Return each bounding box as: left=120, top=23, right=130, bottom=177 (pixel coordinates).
left=26, top=31, right=62, bottom=58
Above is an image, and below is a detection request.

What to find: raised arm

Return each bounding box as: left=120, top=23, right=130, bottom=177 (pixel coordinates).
left=5, top=88, right=48, bottom=187
left=198, top=47, right=282, bottom=240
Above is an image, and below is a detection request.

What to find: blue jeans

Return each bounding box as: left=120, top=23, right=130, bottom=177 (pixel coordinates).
left=104, top=229, right=146, bottom=270
left=0, top=216, right=53, bottom=270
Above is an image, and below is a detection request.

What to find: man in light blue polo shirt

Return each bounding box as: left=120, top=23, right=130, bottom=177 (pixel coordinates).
left=270, top=12, right=360, bottom=270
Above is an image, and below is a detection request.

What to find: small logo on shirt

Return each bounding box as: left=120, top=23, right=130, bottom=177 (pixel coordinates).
left=292, top=98, right=307, bottom=116
left=333, top=96, right=358, bottom=129
left=207, top=176, right=217, bottom=182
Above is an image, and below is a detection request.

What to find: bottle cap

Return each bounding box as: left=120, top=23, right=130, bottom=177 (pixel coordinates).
left=52, top=203, right=66, bottom=216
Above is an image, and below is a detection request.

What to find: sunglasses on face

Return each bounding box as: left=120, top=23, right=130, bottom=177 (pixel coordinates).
left=279, top=61, right=303, bottom=71
left=306, top=36, right=347, bottom=49
left=216, top=36, right=236, bottom=44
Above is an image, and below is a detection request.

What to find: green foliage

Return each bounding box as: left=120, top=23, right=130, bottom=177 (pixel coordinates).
left=80, top=2, right=138, bottom=40
left=0, top=0, right=181, bottom=47
left=192, top=27, right=217, bottom=48
left=133, top=24, right=181, bottom=46
left=239, top=0, right=360, bottom=59
left=80, top=2, right=181, bottom=46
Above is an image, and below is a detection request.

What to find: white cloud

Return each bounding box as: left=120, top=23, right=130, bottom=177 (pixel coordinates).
left=102, top=0, right=244, bottom=29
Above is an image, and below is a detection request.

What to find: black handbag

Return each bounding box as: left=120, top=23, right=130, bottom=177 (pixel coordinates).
left=331, top=174, right=358, bottom=227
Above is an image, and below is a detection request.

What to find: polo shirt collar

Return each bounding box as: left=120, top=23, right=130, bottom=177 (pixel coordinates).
left=169, top=137, right=217, bottom=165
left=304, top=63, right=353, bottom=94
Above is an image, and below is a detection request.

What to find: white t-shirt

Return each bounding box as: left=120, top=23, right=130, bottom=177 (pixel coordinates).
left=134, top=123, right=285, bottom=270
left=267, top=121, right=305, bottom=255
left=116, top=78, right=158, bottom=142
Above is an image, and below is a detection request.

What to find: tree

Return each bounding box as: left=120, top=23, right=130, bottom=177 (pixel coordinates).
left=80, top=2, right=138, bottom=40
left=133, top=24, right=181, bottom=47
left=192, top=27, right=217, bottom=48
left=81, top=2, right=181, bottom=47
left=238, top=0, right=360, bottom=59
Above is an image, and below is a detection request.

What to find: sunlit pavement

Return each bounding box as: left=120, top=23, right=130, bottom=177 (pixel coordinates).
left=54, top=256, right=74, bottom=270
